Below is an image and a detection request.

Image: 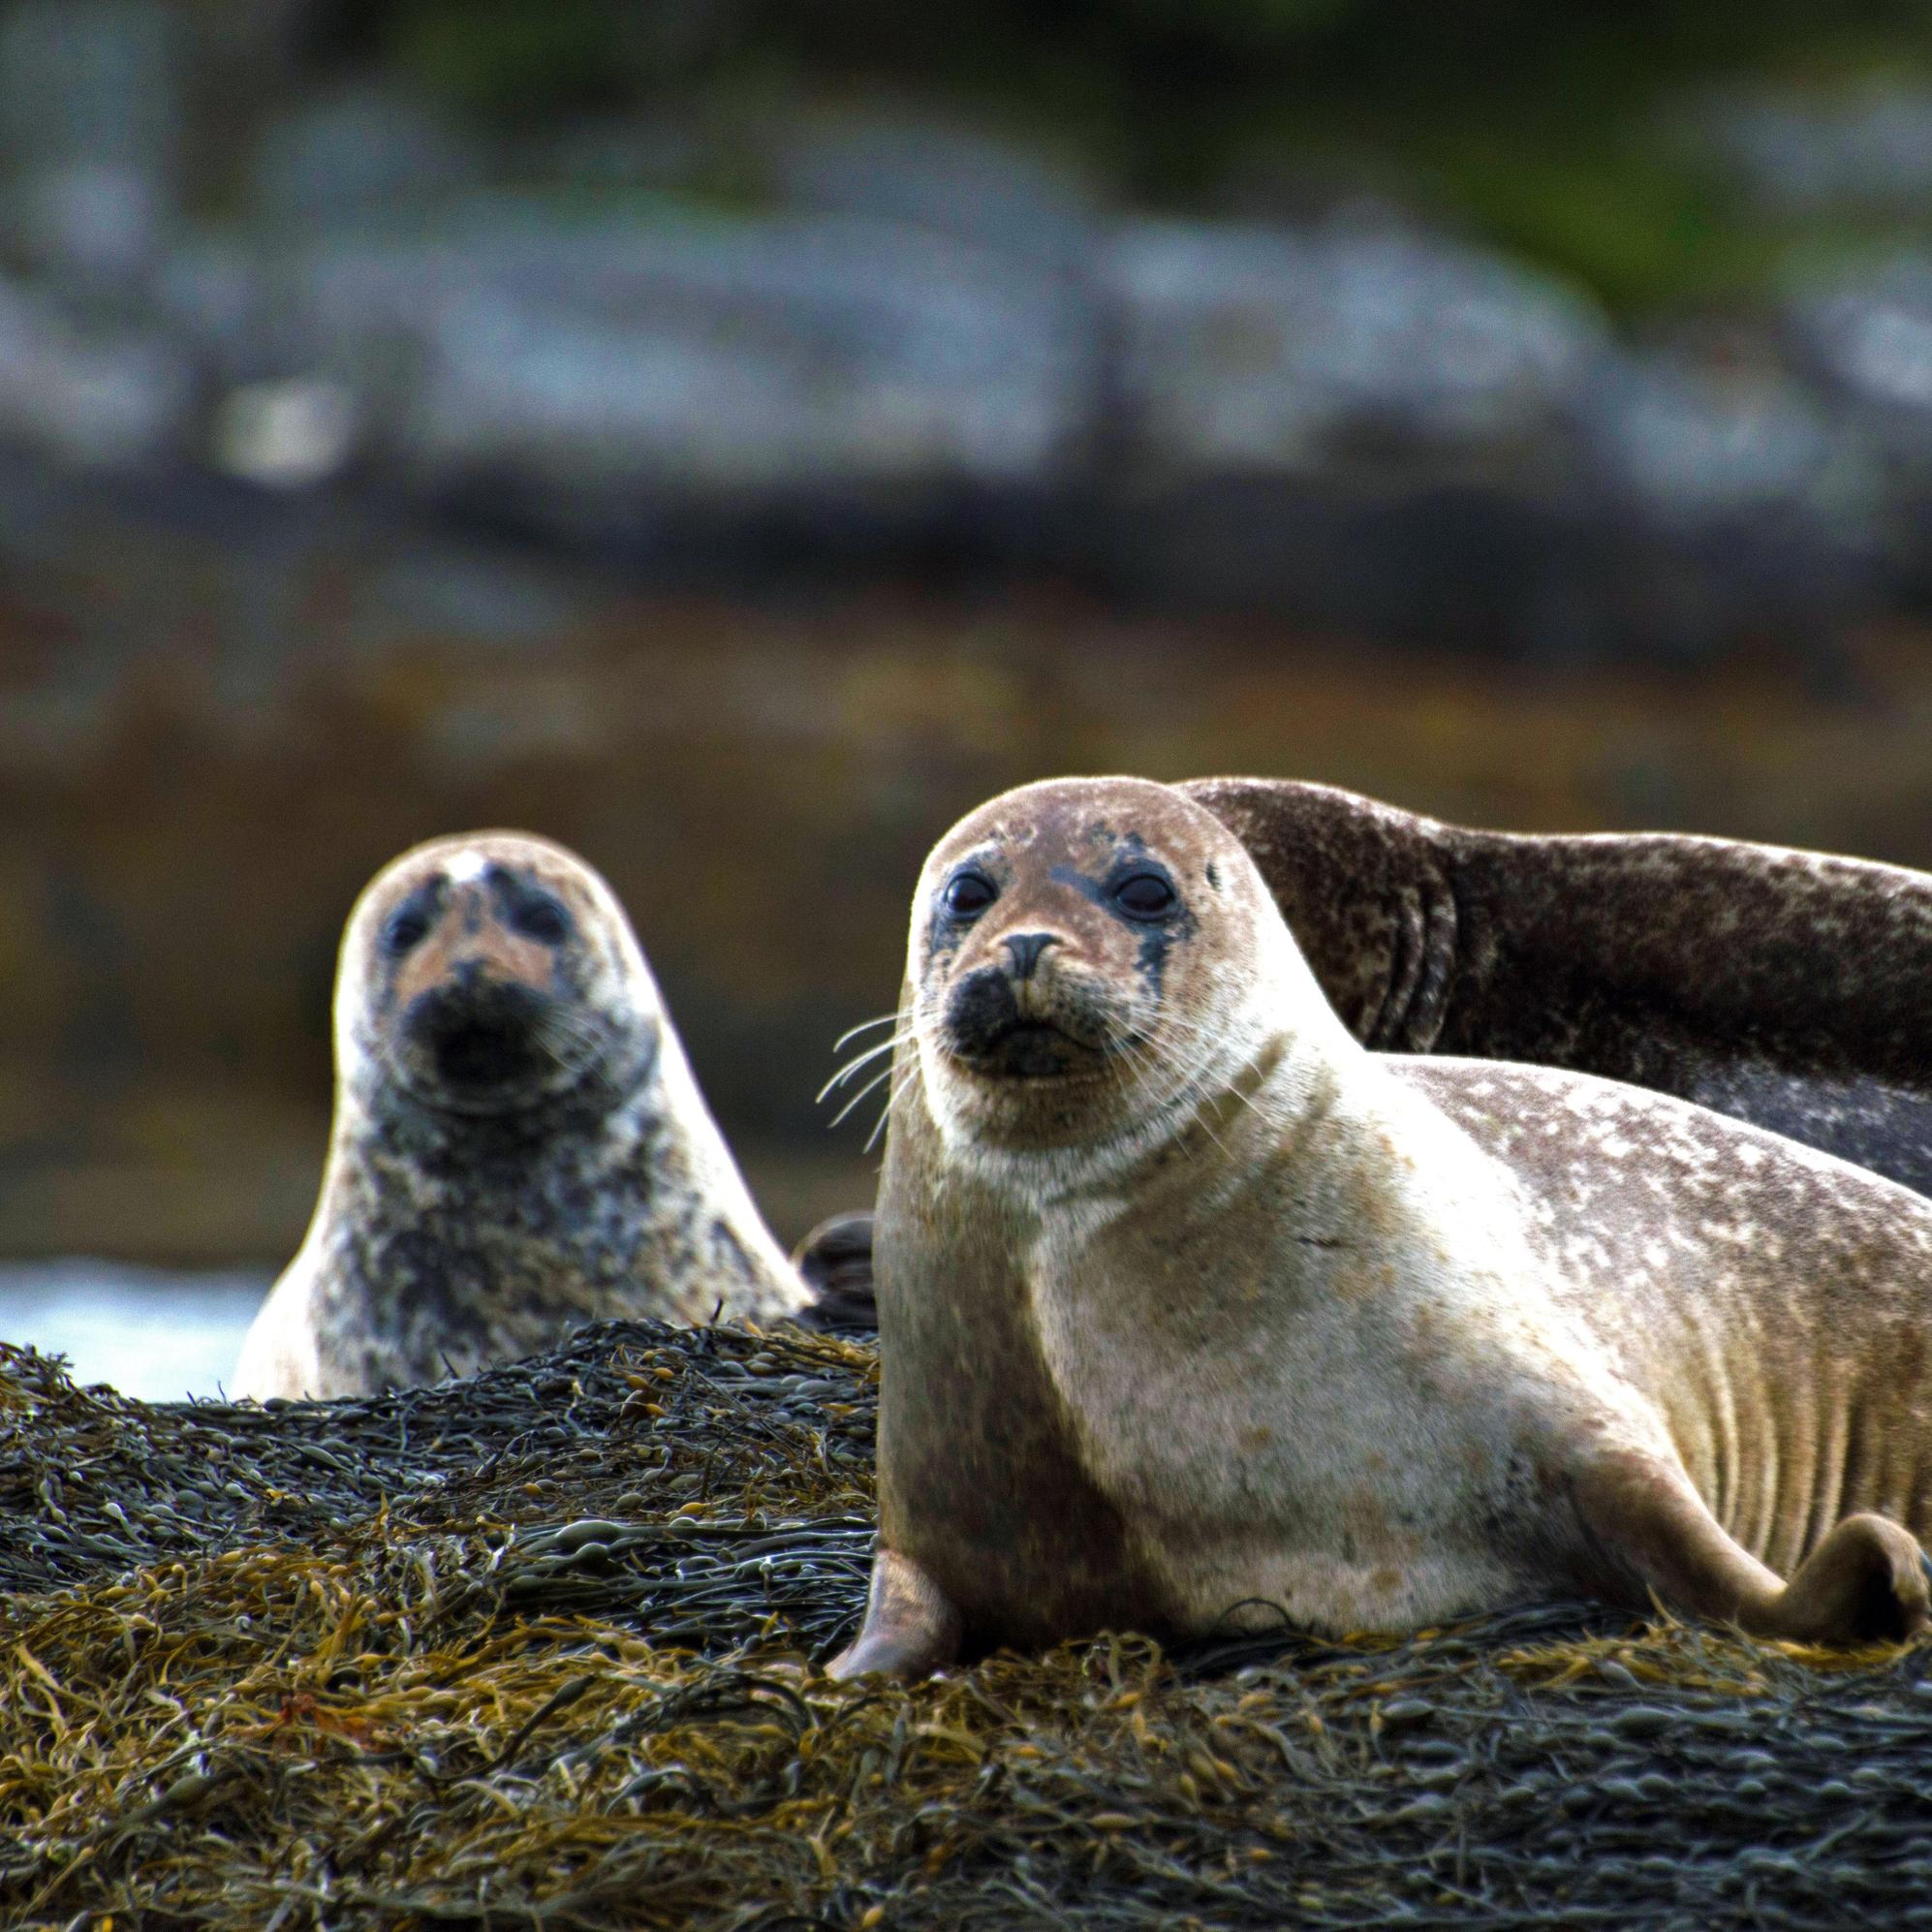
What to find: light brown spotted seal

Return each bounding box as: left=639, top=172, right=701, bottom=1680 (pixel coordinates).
left=234, top=830, right=807, bottom=1401
left=830, top=776, right=1932, bottom=1677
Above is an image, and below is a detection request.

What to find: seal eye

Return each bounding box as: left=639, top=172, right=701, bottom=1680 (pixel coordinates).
left=1112, top=871, right=1177, bottom=920
left=383, top=909, right=429, bottom=955
left=943, top=871, right=998, bottom=920
left=511, top=893, right=571, bottom=945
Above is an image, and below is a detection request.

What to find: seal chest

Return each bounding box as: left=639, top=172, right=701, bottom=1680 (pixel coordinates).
left=830, top=776, right=1932, bottom=1678
left=233, top=830, right=807, bottom=1401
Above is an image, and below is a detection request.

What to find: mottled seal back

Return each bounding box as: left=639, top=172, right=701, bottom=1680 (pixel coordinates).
left=1185, top=776, right=1932, bottom=1195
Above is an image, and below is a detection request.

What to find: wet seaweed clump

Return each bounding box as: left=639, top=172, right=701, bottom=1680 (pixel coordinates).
left=5, top=1320, right=1932, bottom=1929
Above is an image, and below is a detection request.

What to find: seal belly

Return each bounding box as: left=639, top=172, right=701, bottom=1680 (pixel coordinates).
left=1406, top=1054, right=1932, bottom=1574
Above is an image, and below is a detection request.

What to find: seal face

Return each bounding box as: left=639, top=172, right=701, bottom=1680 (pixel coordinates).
left=233, top=831, right=806, bottom=1401
left=909, top=785, right=1262, bottom=1170
left=830, top=777, right=1932, bottom=1678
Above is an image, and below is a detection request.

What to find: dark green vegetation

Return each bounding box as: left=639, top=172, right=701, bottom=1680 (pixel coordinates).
left=329, top=0, right=1932, bottom=310
left=5, top=1322, right=1932, bottom=1927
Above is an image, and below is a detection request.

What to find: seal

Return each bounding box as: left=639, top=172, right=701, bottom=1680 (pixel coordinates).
left=799, top=779, right=1932, bottom=1305
left=829, top=776, right=1932, bottom=1678
left=233, top=830, right=808, bottom=1401
left=1183, top=777, right=1932, bottom=1196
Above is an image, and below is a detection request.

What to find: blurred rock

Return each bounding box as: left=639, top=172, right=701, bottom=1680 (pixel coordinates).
left=771, top=113, right=1099, bottom=272
left=1784, top=253, right=1932, bottom=599
left=250, top=85, right=484, bottom=229
left=153, top=231, right=265, bottom=373
left=267, top=206, right=1098, bottom=512
left=1570, top=345, right=1888, bottom=660
left=209, top=375, right=358, bottom=489
left=9, top=163, right=168, bottom=288
left=1786, top=254, right=1932, bottom=454
left=1690, top=79, right=1932, bottom=215
left=0, top=0, right=181, bottom=290
left=0, top=278, right=191, bottom=467
left=1105, top=212, right=1609, bottom=476
left=0, top=0, right=179, bottom=176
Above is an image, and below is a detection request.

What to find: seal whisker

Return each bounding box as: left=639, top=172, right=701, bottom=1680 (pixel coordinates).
left=864, top=1061, right=923, bottom=1154
left=833, top=1013, right=904, bottom=1053
left=826, top=1062, right=901, bottom=1131
left=816, top=1032, right=915, bottom=1104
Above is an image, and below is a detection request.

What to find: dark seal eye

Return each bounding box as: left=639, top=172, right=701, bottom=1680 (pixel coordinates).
left=511, top=893, right=571, bottom=945
left=1112, top=870, right=1178, bottom=920
left=383, top=909, right=429, bottom=955
left=943, top=870, right=998, bottom=919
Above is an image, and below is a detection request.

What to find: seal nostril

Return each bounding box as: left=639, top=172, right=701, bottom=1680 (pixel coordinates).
left=1003, top=932, right=1057, bottom=980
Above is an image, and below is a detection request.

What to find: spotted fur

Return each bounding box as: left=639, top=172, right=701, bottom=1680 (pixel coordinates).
left=1184, top=777, right=1932, bottom=1194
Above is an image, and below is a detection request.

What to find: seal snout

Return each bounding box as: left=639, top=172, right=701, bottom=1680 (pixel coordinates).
left=941, top=946, right=1117, bottom=1079
left=406, top=977, right=551, bottom=1092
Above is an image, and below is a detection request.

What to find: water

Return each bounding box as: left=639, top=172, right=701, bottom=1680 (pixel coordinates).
left=0, top=1262, right=269, bottom=1401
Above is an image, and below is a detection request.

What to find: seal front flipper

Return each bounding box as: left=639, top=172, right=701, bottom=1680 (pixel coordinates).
left=826, top=1548, right=962, bottom=1680
left=791, top=1212, right=877, bottom=1334
left=1574, top=1449, right=1932, bottom=1645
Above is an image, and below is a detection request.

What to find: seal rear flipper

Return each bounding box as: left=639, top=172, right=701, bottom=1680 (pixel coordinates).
left=792, top=1212, right=878, bottom=1333
left=826, top=1547, right=962, bottom=1680
left=1573, top=1449, right=1931, bottom=1645
left=1763, top=1514, right=1931, bottom=1644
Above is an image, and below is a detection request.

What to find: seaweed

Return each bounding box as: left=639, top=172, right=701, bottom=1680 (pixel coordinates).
left=4, top=1324, right=1931, bottom=1930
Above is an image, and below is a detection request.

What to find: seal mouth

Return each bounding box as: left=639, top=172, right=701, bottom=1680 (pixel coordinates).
left=429, top=1018, right=533, bottom=1088
left=392, top=981, right=588, bottom=1110
left=941, top=967, right=1123, bottom=1082
left=966, top=1018, right=1103, bottom=1081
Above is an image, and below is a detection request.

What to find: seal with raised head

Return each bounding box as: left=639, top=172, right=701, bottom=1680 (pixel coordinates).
left=830, top=776, right=1932, bottom=1677
left=234, top=830, right=807, bottom=1401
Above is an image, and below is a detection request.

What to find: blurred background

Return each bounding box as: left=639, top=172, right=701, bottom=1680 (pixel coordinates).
left=8, top=0, right=1932, bottom=1395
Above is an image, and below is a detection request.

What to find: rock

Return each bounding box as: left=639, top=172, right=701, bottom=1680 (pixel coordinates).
left=1579, top=345, right=1872, bottom=527
left=1784, top=253, right=1932, bottom=599
left=0, top=0, right=182, bottom=289
left=267, top=205, right=1098, bottom=505
left=0, top=0, right=180, bottom=176
left=209, top=376, right=358, bottom=489
left=1091, top=473, right=1614, bottom=660
left=0, top=278, right=192, bottom=467
left=1104, top=211, right=1609, bottom=477
left=249, top=85, right=483, bottom=229
left=1091, top=212, right=1630, bottom=653
left=1688, top=79, right=1932, bottom=215
left=1568, top=345, right=1888, bottom=661
left=7, top=162, right=168, bottom=288
left=153, top=232, right=265, bottom=375
left=1785, top=253, right=1932, bottom=455
left=769, top=112, right=1099, bottom=272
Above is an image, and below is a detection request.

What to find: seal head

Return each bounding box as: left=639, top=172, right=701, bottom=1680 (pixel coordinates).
left=341, top=838, right=659, bottom=1122
left=909, top=777, right=1300, bottom=1177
